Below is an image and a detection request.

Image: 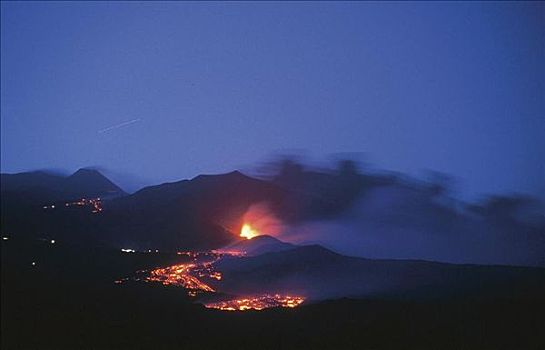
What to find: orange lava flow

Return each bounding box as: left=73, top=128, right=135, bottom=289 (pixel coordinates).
left=204, top=294, right=305, bottom=311
left=123, top=251, right=305, bottom=312
left=146, top=263, right=215, bottom=292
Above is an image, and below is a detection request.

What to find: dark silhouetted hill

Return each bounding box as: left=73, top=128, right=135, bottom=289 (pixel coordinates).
left=1, top=168, right=125, bottom=202
left=218, top=235, right=295, bottom=256
left=215, top=244, right=545, bottom=301
left=1, top=169, right=125, bottom=242
left=101, top=171, right=291, bottom=250
left=2, top=163, right=544, bottom=266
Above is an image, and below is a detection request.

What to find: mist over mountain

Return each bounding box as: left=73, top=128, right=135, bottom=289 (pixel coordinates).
left=264, top=158, right=545, bottom=267
left=2, top=2, right=544, bottom=348
left=1, top=158, right=543, bottom=266
left=281, top=180, right=545, bottom=267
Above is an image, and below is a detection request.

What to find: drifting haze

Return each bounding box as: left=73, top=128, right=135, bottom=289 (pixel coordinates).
left=258, top=157, right=545, bottom=267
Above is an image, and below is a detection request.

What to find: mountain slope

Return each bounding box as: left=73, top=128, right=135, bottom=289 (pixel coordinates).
left=219, top=235, right=296, bottom=256
left=1, top=169, right=126, bottom=242
left=101, top=171, right=291, bottom=250
left=1, top=168, right=125, bottom=202
left=214, top=245, right=545, bottom=301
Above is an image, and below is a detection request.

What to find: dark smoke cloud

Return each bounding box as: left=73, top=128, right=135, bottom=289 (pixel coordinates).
left=257, top=156, right=545, bottom=267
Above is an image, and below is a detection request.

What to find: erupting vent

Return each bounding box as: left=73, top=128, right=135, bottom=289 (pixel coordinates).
left=240, top=223, right=260, bottom=239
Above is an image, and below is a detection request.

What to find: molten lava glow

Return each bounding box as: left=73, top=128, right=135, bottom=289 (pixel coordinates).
left=204, top=294, right=305, bottom=311
left=146, top=263, right=216, bottom=293
left=141, top=251, right=235, bottom=296
left=235, top=202, right=283, bottom=239
left=120, top=251, right=305, bottom=312
left=240, top=223, right=260, bottom=239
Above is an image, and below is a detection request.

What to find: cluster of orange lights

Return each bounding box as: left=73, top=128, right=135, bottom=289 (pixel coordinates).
left=122, top=253, right=306, bottom=311
left=65, top=198, right=103, bottom=213
left=204, top=294, right=305, bottom=311
left=142, top=251, right=231, bottom=296
left=116, top=220, right=305, bottom=312
left=146, top=263, right=216, bottom=293
left=210, top=250, right=246, bottom=257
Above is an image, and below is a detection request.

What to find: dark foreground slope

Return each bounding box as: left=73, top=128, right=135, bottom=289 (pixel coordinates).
left=215, top=245, right=545, bottom=301
left=2, top=238, right=545, bottom=350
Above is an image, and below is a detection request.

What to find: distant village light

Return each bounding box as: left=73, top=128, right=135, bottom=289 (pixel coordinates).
left=50, top=239, right=55, bottom=244
left=2, top=237, right=8, bottom=241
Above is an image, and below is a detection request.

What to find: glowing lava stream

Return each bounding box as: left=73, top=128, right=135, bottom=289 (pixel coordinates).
left=203, top=294, right=305, bottom=311
left=141, top=251, right=305, bottom=311
left=146, top=263, right=215, bottom=292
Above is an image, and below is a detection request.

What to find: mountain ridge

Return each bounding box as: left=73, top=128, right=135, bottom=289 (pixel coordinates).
left=1, top=168, right=126, bottom=201
left=214, top=244, right=545, bottom=301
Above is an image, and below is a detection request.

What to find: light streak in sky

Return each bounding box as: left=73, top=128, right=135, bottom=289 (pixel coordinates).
left=98, top=118, right=141, bottom=134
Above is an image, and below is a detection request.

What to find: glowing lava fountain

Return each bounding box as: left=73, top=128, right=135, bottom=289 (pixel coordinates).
left=237, top=202, right=283, bottom=240
left=240, top=223, right=260, bottom=240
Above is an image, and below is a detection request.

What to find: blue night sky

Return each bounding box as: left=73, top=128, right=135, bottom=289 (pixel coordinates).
left=1, top=2, right=544, bottom=198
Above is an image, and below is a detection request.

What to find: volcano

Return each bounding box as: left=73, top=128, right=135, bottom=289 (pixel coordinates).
left=218, top=235, right=296, bottom=256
